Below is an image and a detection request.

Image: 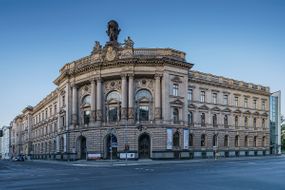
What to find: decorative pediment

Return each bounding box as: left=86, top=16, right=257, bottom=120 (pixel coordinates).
left=243, top=110, right=251, bottom=115
left=171, top=76, right=182, bottom=83
left=222, top=108, right=232, bottom=112
left=170, top=99, right=184, bottom=105
left=211, top=106, right=221, bottom=112
left=253, top=111, right=260, bottom=116
left=233, top=109, right=242, bottom=114
left=261, top=112, right=268, bottom=117
left=59, top=108, right=66, bottom=114
left=188, top=103, right=197, bottom=109
left=198, top=104, right=209, bottom=110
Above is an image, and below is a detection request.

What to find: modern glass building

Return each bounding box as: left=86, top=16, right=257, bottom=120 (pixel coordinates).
left=270, top=91, right=281, bottom=154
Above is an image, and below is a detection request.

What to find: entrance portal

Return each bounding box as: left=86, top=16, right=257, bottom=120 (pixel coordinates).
left=106, top=134, right=118, bottom=159
left=77, top=136, right=87, bottom=160
left=138, top=134, right=150, bottom=159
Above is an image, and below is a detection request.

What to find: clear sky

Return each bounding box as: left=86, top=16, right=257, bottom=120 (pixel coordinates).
left=0, top=0, right=284, bottom=126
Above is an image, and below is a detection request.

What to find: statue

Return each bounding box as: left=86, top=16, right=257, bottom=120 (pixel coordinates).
left=92, top=41, right=102, bottom=54
left=106, top=20, right=121, bottom=42
left=124, top=36, right=134, bottom=49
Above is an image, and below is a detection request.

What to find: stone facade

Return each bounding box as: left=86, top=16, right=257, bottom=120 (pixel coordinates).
left=10, top=21, right=271, bottom=160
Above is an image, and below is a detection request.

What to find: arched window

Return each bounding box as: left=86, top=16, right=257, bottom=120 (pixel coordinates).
left=82, top=95, right=91, bottom=105
left=188, top=111, right=193, bottom=125
left=244, top=136, right=248, bottom=147
left=235, top=135, right=239, bottom=147
left=173, top=108, right=179, bottom=124
left=81, top=95, right=91, bottom=125
left=135, top=89, right=152, bottom=122
left=224, top=135, right=229, bottom=147
left=201, top=113, right=206, bottom=127
left=173, top=131, right=180, bottom=148
left=189, top=134, right=194, bottom=147
left=106, top=91, right=121, bottom=122
left=212, top=114, right=217, bottom=127
left=201, top=134, right=206, bottom=147
left=213, top=135, right=218, bottom=147
left=224, top=115, right=228, bottom=127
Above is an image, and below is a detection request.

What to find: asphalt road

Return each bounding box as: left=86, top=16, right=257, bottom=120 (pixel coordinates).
left=1, top=157, right=285, bottom=190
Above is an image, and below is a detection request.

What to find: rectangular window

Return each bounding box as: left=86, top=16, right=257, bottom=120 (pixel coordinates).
left=235, top=97, right=239, bottom=107
left=212, top=93, right=217, bottom=104
left=253, top=99, right=257, bottom=109
left=49, top=107, right=52, bottom=117
left=200, top=91, right=205, bottom=103
left=62, top=95, right=65, bottom=107
left=262, top=100, right=265, bottom=110
left=139, top=106, right=149, bottom=121
left=253, top=118, right=257, bottom=128
left=187, top=89, right=193, bottom=101
left=61, top=116, right=65, bottom=127
left=45, top=109, right=48, bottom=119
left=188, top=112, right=193, bottom=125
left=244, top=98, right=248, bottom=108
left=84, top=110, right=91, bottom=124
left=54, top=104, right=57, bottom=115
left=172, top=84, right=178, bottom=96
left=223, top=95, right=228, bottom=105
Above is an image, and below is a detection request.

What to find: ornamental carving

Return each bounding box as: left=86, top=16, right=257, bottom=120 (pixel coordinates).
left=104, top=80, right=121, bottom=94
left=91, top=41, right=102, bottom=54
left=135, top=79, right=154, bottom=94
left=79, top=85, right=91, bottom=99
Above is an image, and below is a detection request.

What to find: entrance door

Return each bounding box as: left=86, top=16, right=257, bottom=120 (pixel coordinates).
left=80, top=137, right=87, bottom=160
left=138, top=134, right=150, bottom=159
left=106, top=134, right=118, bottom=159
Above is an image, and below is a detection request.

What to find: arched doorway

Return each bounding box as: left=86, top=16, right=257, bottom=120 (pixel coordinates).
left=77, top=136, right=87, bottom=160
left=106, top=134, right=118, bottom=159
left=138, top=134, right=151, bottom=159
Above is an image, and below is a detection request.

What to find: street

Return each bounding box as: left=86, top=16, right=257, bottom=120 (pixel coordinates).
left=1, top=157, right=285, bottom=190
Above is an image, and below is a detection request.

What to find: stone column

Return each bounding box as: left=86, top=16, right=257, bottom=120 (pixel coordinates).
left=71, top=84, right=78, bottom=128
left=96, top=77, right=102, bottom=125
left=90, top=79, right=96, bottom=126
left=121, top=74, right=128, bottom=121
left=128, top=74, right=134, bottom=122
left=155, top=74, right=161, bottom=121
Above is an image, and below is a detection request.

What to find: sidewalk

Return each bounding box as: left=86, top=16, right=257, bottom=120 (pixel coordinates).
left=29, top=155, right=284, bottom=167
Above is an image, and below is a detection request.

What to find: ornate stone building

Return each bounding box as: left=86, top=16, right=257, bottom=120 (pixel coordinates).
left=11, top=20, right=270, bottom=160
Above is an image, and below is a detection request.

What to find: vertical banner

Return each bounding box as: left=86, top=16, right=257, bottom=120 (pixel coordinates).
left=167, top=128, right=173, bottom=149
left=63, top=134, right=67, bottom=152
left=183, top=129, right=189, bottom=149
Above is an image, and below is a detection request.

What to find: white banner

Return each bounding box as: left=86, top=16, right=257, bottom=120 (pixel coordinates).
left=167, top=128, right=173, bottom=149
left=183, top=129, right=189, bottom=149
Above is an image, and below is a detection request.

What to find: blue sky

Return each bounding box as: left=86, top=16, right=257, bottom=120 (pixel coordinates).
left=0, top=0, right=284, bottom=126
